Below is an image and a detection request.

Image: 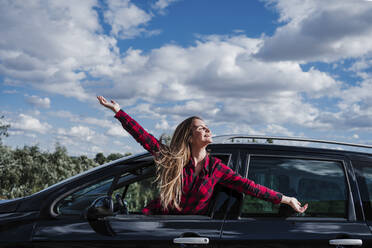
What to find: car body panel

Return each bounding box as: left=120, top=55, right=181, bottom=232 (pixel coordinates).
left=1, top=143, right=372, bottom=247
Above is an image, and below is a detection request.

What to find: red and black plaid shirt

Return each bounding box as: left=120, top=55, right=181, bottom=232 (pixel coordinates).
left=115, top=110, right=283, bottom=215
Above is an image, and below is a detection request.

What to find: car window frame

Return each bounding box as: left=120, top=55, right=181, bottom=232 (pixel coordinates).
left=112, top=152, right=235, bottom=219
left=50, top=156, right=233, bottom=220
left=353, top=160, right=372, bottom=221
left=239, top=153, right=355, bottom=222
left=49, top=159, right=155, bottom=218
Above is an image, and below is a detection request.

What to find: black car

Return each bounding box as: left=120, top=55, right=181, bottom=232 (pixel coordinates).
left=1, top=135, right=372, bottom=248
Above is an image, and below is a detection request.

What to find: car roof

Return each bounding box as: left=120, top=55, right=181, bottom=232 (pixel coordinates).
left=208, top=142, right=372, bottom=161
left=211, top=135, right=372, bottom=157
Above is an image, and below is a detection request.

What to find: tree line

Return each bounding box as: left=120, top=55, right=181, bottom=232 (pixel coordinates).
left=0, top=116, right=130, bottom=199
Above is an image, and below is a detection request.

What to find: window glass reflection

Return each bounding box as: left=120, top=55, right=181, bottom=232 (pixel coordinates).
left=242, top=157, right=347, bottom=218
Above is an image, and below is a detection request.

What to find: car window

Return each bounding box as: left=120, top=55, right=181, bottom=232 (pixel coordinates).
left=55, top=176, right=116, bottom=215
left=241, top=156, right=347, bottom=218
left=55, top=170, right=141, bottom=216
left=115, top=155, right=233, bottom=216
left=211, top=153, right=231, bottom=167
left=354, top=161, right=372, bottom=221
left=120, top=175, right=159, bottom=214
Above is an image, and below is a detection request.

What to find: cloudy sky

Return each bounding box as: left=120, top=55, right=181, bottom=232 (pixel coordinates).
left=1, top=0, right=372, bottom=157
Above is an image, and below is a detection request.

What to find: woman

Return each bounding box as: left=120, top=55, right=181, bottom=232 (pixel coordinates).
left=97, top=96, right=308, bottom=215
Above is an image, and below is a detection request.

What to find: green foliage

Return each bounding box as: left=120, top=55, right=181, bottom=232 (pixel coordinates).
left=0, top=116, right=10, bottom=144
left=0, top=115, right=135, bottom=201
left=94, top=152, right=132, bottom=165
left=107, top=153, right=125, bottom=162
left=94, top=152, right=106, bottom=165
left=125, top=176, right=159, bottom=213
left=0, top=142, right=126, bottom=199
left=0, top=141, right=135, bottom=200
left=159, top=133, right=172, bottom=146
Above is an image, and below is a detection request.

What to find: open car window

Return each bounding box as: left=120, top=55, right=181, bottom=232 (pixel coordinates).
left=55, top=177, right=115, bottom=216
left=113, top=173, right=158, bottom=214
left=54, top=155, right=235, bottom=218
left=54, top=165, right=154, bottom=216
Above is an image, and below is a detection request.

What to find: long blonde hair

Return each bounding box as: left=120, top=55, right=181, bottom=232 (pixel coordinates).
left=155, top=116, right=201, bottom=211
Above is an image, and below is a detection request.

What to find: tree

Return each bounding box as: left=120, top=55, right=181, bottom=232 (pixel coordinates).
left=0, top=116, right=10, bottom=144
left=106, top=153, right=125, bottom=162
left=159, top=133, right=172, bottom=146
left=0, top=143, right=100, bottom=199
left=94, top=152, right=106, bottom=165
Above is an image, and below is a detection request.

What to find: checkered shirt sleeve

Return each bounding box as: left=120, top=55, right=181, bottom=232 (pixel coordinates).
left=114, top=109, right=160, bottom=155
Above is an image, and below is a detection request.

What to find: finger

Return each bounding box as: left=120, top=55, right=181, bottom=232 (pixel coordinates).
left=303, top=203, right=308, bottom=210
left=299, top=203, right=308, bottom=213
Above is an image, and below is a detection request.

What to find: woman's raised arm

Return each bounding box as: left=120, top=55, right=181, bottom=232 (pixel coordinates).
left=97, top=96, right=160, bottom=155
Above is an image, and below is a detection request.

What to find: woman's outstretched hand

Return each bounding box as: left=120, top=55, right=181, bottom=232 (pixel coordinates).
left=281, top=195, right=308, bottom=213
left=97, top=96, right=120, bottom=114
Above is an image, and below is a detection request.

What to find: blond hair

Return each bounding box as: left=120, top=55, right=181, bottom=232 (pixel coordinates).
left=155, top=116, right=201, bottom=211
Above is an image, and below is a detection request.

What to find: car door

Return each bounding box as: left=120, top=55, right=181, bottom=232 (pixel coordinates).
left=33, top=153, right=236, bottom=248
left=32, top=174, right=121, bottom=248
left=102, top=152, right=237, bottom=248
left=221, top=149, right=372, bottom=248
left=31, top=158, right=159, bottom=248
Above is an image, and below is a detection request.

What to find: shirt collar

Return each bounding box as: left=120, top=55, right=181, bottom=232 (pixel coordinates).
left=186, top=154, right=210, bottom=174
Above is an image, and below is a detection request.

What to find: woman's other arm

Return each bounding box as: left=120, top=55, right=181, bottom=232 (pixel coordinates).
left=215, top=161, right=307, bottom=213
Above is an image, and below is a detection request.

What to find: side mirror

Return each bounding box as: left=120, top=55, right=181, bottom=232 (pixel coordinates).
left=85, top=196, right=116, bottom=237
left=86, top=196, right=114, bottom=220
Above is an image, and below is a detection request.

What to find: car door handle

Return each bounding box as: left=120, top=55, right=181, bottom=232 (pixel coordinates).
left=173, top=237, right=209, bottom=244
left=329, top=239, right=363, bottom=246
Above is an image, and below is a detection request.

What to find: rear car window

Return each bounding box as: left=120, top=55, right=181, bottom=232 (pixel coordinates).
left=354, top=161, right=372, bottom=220
left=241, top=156, right=348, bottom=218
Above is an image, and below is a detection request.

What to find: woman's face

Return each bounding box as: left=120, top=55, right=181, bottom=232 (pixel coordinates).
left=190, top=118, right=212, bottom=147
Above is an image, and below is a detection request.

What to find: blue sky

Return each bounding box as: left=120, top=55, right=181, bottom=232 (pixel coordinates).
left=1, top=0, right=372, bottom=157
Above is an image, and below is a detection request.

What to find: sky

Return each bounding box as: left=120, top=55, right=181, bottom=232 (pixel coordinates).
left=1, top=0, right=372, bottom=157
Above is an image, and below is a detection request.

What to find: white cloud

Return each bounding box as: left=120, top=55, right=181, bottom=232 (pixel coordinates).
left=152, top=0, right=179, bottom=13
left=25, top=95, right=51, bottom=108
left=8, top=130, right=24, bottom=136
left=348, top=58, right=372, bottom=79
left=265, top=124, right=294, bottom=136
left=227, top=124, right=262, bottom=136
left=0, top=0, right=118, bottom=101
left=104, top=35, right=340, bottom=132
left=50, top=110, right=76, bottom=120
left=2, top=0, right=371, bottom=148
left=70, top=126, right=95, bottom=141
left=11, top=114, right=51, bottom=134
left=106, top=125, right=129, bottom=137
left=104, top=0, right=154, bottom=39
left=108, top=35, right=339, bottom=106
left=50, top=110, right=115, bottom=127
left=49, top=111, right=129, bottom=141
left=155, top=119, right=170, bottom=130
left=57, top=125, right=100, bottom=142
left=258, top=0, right=372, bottom=62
